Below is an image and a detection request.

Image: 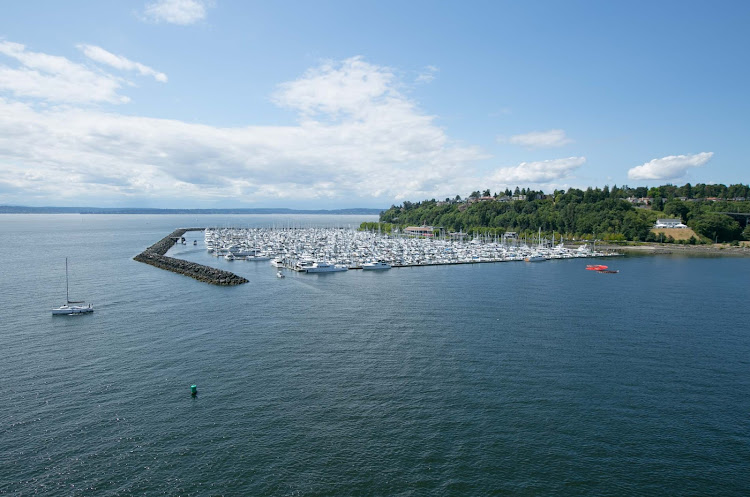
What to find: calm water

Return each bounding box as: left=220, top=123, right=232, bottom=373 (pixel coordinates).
left=1, top=214, right=749, bottom=496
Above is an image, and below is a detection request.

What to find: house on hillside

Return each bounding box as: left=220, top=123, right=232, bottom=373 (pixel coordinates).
left=468, top=196, right=496, bottom=204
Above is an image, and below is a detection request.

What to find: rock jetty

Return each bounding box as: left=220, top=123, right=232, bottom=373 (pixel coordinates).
left=134, top=228, right=248, bottom=286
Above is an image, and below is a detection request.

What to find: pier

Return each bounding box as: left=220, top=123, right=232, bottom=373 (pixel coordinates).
left=134, top=228, right=248, bottom=285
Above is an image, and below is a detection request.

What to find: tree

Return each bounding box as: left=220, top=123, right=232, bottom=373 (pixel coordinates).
left=689, top=214, right=742, bottom=242
left=681, top=182, right=693, bottom=199
left=743, top=224, right=750, bottom=241
left=663, top=199, right=688, bottom=222
left=482, top=189, right=491, bottom=197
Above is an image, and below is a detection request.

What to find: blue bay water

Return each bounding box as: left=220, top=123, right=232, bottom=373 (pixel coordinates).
left=1, top=214, right=749, bottom=496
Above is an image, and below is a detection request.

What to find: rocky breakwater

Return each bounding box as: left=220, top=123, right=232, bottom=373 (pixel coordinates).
left=133, top=228, right=248, bottom=286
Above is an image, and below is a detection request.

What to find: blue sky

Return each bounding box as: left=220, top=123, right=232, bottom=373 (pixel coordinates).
left=1, top=1, right=748, bottom=208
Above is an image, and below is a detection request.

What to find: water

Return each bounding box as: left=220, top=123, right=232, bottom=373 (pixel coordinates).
left=1, top=215, right=749, bottom=496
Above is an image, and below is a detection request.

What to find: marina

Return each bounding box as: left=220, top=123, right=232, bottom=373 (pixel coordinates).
left=203, top=226, right=619, bottom=273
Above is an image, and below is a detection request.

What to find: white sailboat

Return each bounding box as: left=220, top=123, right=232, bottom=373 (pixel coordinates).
left=52, top=258, right=94, bottom=315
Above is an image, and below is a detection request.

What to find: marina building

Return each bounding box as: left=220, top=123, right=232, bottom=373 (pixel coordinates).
left=404, top=226, right=435, bottom=237
left=654, top=218, right=688, bottom=229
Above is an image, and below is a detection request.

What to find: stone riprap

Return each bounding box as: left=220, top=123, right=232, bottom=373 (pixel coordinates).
left=134, top=228, right=248, bottom=286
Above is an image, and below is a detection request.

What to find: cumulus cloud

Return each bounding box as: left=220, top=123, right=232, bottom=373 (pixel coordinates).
left=273, top=57, right=399, bottom=120
left=507, top=129, right=572, bottom=148
left=0, top=53, right=488, bottom=206
left=143, top=0, right=212, bottom=25
left=627, top=152, right=713, bottom=181
left=0, top=41, right=127, bottom=104
left=78, top=44, right=167, bottom=82
left=491, top=157, right=586, bottom=183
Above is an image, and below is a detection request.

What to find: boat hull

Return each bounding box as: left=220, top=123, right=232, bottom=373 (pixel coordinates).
left=306, top=267, right=348, bottom=273
left=52, top=305, right=94, bottom=315
left=362, top=263, right=391, bottom=270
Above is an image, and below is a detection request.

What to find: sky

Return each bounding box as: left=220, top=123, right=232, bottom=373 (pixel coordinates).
left=1, top=0, right=748, bottom=209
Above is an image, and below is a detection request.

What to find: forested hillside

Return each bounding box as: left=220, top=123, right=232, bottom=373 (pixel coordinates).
left=376, top=184, right=750, bottom=243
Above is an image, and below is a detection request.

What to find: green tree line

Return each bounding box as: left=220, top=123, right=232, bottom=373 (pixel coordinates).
left=375, top=183, right=750, bottom=243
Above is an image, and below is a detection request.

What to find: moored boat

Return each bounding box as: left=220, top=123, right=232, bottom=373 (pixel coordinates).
left=305, top=262, right=348, bottom=273
left=362, top=261, right=391, bottom=270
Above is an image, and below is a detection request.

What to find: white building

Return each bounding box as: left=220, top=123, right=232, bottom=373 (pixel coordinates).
left=654, top=218, right=687, bottom=229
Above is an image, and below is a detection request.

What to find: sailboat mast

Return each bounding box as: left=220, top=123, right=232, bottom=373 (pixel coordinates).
left=65, top=257, right=70, bottom=303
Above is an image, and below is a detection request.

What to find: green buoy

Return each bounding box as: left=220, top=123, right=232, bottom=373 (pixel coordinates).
left=190, top=384, right=197, bottom=396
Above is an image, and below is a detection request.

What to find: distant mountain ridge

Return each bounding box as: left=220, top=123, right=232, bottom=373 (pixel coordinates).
left=0, top=206, right=384, bottom=215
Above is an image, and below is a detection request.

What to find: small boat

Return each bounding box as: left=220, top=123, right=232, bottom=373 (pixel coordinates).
left=586, top=264, right=608, bottom=271
left=52, top=258, right=94, bottom=315
left=597, top=269, right=619, bottom=274
left=224, top=253, right=235, bottom=261
left=276, top=271, right=285, bottom=278
left=193, top=240, right=197, bottom=245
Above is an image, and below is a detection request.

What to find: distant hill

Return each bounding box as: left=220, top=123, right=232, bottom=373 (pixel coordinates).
left=0, top=206, right=384, bottom=215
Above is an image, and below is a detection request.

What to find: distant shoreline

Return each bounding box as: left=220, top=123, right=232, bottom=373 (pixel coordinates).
left=0, top=206, right=383, bottom=215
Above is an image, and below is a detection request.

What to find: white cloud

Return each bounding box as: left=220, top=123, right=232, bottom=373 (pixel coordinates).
left=143, top=0, right=212, bottom=25
left=416, top=65, right=438, bottom=84
left=273, top=56, right=398, bottom=120
left=0, top=55, right=488, bottom=206
left=507, top=129, right=572, bottom=148
left=491, top=157, right=586, bottom=183
left=0, top=41, right=128, bottom=104
left=77, top=44, right=167, bottom=83
left=627, top=152, right=713, bottom=181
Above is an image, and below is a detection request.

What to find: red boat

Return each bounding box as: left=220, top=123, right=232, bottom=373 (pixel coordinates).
left=585, top=264, right=608, bottom=271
